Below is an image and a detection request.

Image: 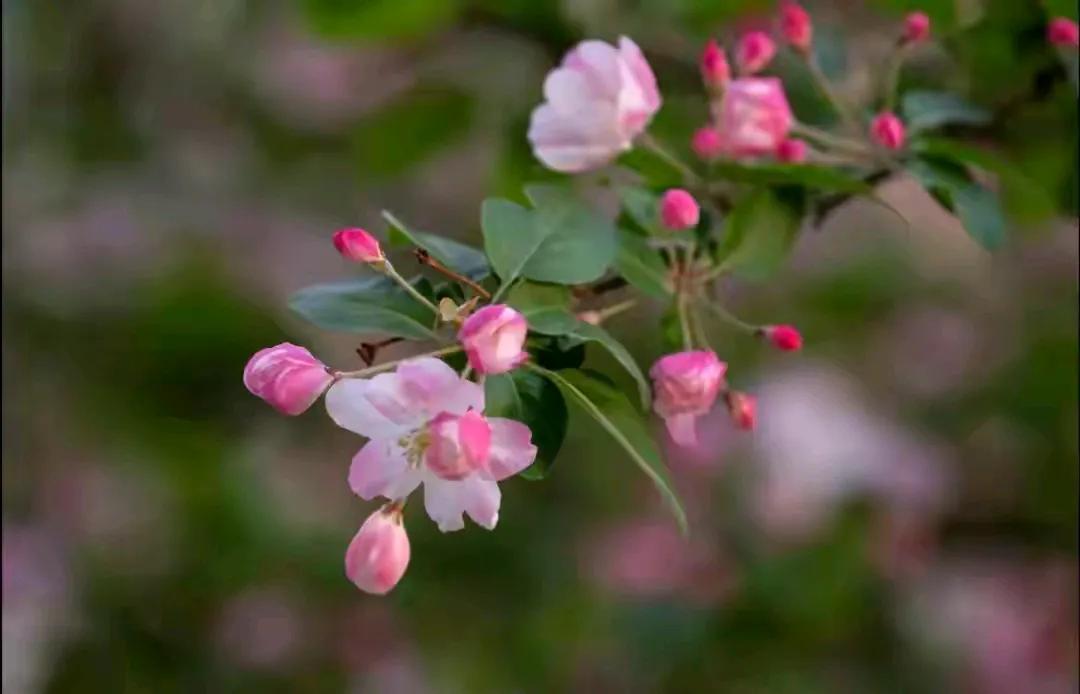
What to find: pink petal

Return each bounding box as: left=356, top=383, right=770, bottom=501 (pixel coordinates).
left=422, top=476, right=502, bottom=532
left=664, top=413, right=699, bottom=447
left=325, top=375, right=420, bottom=438
left=528, top=102, right=625, bottom=173
left=348, top=440, right=421, bottom=501
left=563, top=40, right=622, bottom=98
left=458, top=411, right=492, bottom=468
left=543, top=68, right=596, bottom=113
left=396, top=357, right=485, bottom=417
left=618, top=36, right=661, bottom=112
left=483, top=418, right=538, bottom=481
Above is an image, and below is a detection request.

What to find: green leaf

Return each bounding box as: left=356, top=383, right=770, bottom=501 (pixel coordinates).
left=901, top=90, right=991, bottom=134
left=615, top=230, right=673, bottom=300
left=908, top=158, right=1007, bottom=250
left=616, top=185, right=660, bottom=233
left=528, top=366, right=687, bottom=535
left=569, top=322, right=651, bottom=411
left=382, top=211, right=490, bottom=280
left=710, top=161, right=872, bottom=193
left=505, top=281, right=578, bottom=334
left=302, top=0, right=461, bottom=40
left=484, top=371, right=568, bottom=480
left=717, top=190, right=805, bottom=280
left=481, top=186, right=617, bottom=287
left=289, top=276, right=439, bottom=340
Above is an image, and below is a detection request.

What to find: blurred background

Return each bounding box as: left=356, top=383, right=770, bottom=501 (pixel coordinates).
left=2, top=0, right=1077, bottom=691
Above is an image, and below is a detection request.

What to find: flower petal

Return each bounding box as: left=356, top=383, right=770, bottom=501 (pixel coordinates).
left=528, top=102, right=626, bottom=173
left=325, top=375, right=420, bottom=437
left=664, top=413, right=699, bottom=447
left=422, top=476, right=502, bottom=532
left=483, top=418, right=538, bottom=481
left=348, top=439, right=421, bottom=501
left=396, top=357, right=485, bottom=418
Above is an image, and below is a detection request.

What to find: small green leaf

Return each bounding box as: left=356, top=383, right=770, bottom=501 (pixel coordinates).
left=382, top=210, right=490, bottom=280
left=289, top=276, right=439, bottom=340
left=484, top=371, right=568, bottom=480
left=616, top=185, right=660, bottom=233
left=528, top=366, right=687, bottom=535
left=717, top=189, right=805, bottom=281
left=710, top=161, right=872, bottom=193
left=901, top=90, right=991, bottom=134
left=615, top=230, right=673, bottom=300
left=505, top=281, right=578, bottom=334
left=908, top=158, right=1007, bottom=250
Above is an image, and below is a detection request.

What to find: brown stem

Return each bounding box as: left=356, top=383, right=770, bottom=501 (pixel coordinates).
left=357, top=337, right=405, bottom=366
left=414, top=249, right=492, bottom=300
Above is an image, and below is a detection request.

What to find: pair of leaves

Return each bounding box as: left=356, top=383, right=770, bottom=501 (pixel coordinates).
left=907, top=157, right=1007, bottom=250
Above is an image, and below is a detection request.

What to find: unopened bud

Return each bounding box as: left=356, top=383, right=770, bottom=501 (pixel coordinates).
left=659, top=189, right=700, bottom=231
left=333, top=228, right=384, bottom=264
left=725, top=391, right=757, bottom=431
left=700, top=39, right=731, bottom=90
left=779, top=2, right=813, bottom=54
left=903, top=12, right=931, bottom=44
left=760, top=324, right=803, bottom=351
left=870, top=112, right=905, bottom=150
left=344, top=504, right=410, bottom=595
left=736, top=31, right=777, bottom=75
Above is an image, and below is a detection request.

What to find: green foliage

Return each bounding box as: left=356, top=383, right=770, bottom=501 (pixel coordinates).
left=484, top=371, right=568, bottom=480
left=908, top=157, right=1007, bottom=249
left=901, top=91, right=992, bottom=134
left=289, top=275, right=440, bottom=339
left=302, top=0, right=462, bottom=40
left=383, top=211, right=491, bottom=279
left=711, top=162, right=873, bottom=194
left=616, top=230, right=673, bottom=300
left=717, top=189, right=806, bottom=280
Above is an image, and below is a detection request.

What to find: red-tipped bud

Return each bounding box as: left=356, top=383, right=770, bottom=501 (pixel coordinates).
left=1048, top=17, right=1080, bottom=47
left=700, top=39, right=731, bottom=90
left=761, top=324, right=803, bottom=351
left=659, top=189, right=700, bottom=231
left=780, top=2, right=813, bottom=53
left=344, top=504, right=410, bottom=595
left=870, top=112, right=906, bottom=150
left=736, top=31, right=777, bottom=75
left=775, top=138, right=808, bottom=163
left=903, top=12, right=931, bottom=44
left=726, top=391, right=757, bottom=431
left=692, top=126, right=725, bottom=160
left=333, top=227, right=384, bottom=264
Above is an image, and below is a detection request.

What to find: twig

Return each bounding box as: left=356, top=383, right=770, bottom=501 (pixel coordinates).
left=357, top=337, right=405, bottom=366
left=335, top=345, right=462, bottom=379
left=639, top=132, right=703, bottom=187
left=383, top=261, right=441, bottom=315
left=414, top=249, right=492, bottom=300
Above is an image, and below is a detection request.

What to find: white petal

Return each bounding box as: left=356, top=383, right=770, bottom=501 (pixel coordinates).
left=325, top=375, right=420, bottom=438
left=484, top=418, right=538, bottom=481
left=461, top=477, right=501, bottom=530
left=528, top=103, right=627, bottom=173
left=422, top=476, right=502, bottom=532
left=564, top=40, right=622, bottom=98
left=396, top=357, right=485, bottom=418
left=348, top=440, right=421, bottom=500
left=543, top=68, right=597, bottom=114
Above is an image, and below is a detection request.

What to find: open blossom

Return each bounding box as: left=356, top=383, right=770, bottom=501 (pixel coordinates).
left=1048, top=17, right=1079, bottom=47
left=700, top=39, right=730, bottom=90
left=718, top=78, right=794, bottom=156
left=325, top=357, right=537, bottom=532
left=650, top=350, right=727, bottom=446
left=345, top=504, right=410, bottom=595
left=779, top=2, right=813, bottom=53
left=691, top=126, right=724, bottom=160
left=527, top=37, right=661, bottom=173
left=736, top=32, right=776, bottom=75
left=458, top=305, right=528, bottom=374
left=871, top=112, right=906, bottom=150
left=659, top=189, right=700, bottom=230
left=243, top=343, right=333, bottom=415
left=903, top=12, right=931, bottom=43
left=333, top=228, right=384, bottom=264
left=775, top=138, right=808, bottom=163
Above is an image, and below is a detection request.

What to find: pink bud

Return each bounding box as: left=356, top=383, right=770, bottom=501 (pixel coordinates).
left=736, top=31, right=777, bottom=75
left=761, top=324, right=803, bottom=351
left=719, top=78, right=794, bottom=156
left=344, top=504, right=410, bottom=595
left=700, top=39, right=731, bottom=89
left=870, top=112, right=906, bottom=150
left=1048, top=17, right=1080, bottom=47
left=659, top=189, right=700, bottom=231
left=691, top=126, right=725, bottom=160
left=650, top=351, right=727, bottom=447
left=425, top=410, right=492, bottom=480
left=903, top=12, right=931, bottom=44
left=243, top=343, right=333, bottom=415
left=333, top=228, right=384, bottom=264
left=458, top=305, right=528, bottom=375
left=775, top=138, right=808, bottom=163
left=779, top=2, right=813, bottom=53
left=725, top=391, right=757, bottom=431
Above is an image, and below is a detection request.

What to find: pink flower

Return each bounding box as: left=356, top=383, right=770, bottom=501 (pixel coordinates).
left=345, top=504, right=410, bottom=595
left=903, top=12, right=931, bottom=43
left=779, top=2, right=813, bottom=53
left=700, top=39, right=730, bottom=90
left=718, top=78, right=794, bottom=156
left=333, top=228, right=384, bottom=264
left=775, top=138, right=808, bottom=163
left=871, top=111, right=906, bottom=150
left=736, top=31, right=776, bottom=75
left=761, top=324, right=803, bottom=351
left=325, top=357, right=538, bottom=532
left=725, top=391, right=756, bottom=431
left=659, top=189, right=700, bottom=230
left=650, top=350, right=727, bottom=446
left=243, top=343, right=333, bottom=415
left=691, top=126, right=725, bottom=160
left=458, top=305, right=528, bottom=375
left=527, top=36, right=661, bottom=173
left=1048, top=17, right=1080, bottom=47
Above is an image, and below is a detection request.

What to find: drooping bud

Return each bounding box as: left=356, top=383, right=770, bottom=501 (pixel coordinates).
left=725, top=391, right=757, bottom=431
left=903, top=12, right=931, bottom=44
left=870, top=112, right=906, bottom=150
left=344, top=504, right=410, bottom=595
left=1048, top=17, right=1080, bottom=47
left=736, top=31, right=777, bottom=75
left=333, top=228, right=384, bottom=264
left=691, top=126, right=725, bottom=160
left=425, top=410, right=492, bottom=480
left=659, top=189, right=700, bottom=231
left=779, top=2, right=813, bottom=53
left=700, top=39, right=731, bottom=90
left=761, top=324, right=803, bottom=351
left=775, top=138, right=808, bottom=163
left=650, top=351, right=727, bottom=447
left=243, top=343, right=334, bottom=415
left=458, top=305, right=528, bottom=375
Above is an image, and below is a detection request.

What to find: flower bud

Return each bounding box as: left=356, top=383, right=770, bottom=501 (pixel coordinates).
left=779, top=2, right=813, bottom=53
left=775, top=138, right=808, bottom=163
left=425, top=410, right=492, bottom=480
left=243, top=343, right=333, bottom=415
left=870, top=112, right=905, bottom=150
left=736, top=31, right=776, bottom=75
left=650, top=351, right=727, bottom=447
left=1048, top=17, right=1080, bottom=47
left=725, top=391, right=757, bottom=431
left=659, top=189, right=700, bottom=231
left=719, top=78, right=794, bottom=157
left=458, top=305, right=528, bottom=375
left=903, top=12, right=931, bottom=44
left=700, top=39, right=731, bottom=90
left=333, top=228, right=384, bottom=264
left=691, top=126, right=725, bottom=160
left=344, top=504, right=410, bottom=595
left=761, top=324, right=803, bottom=351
